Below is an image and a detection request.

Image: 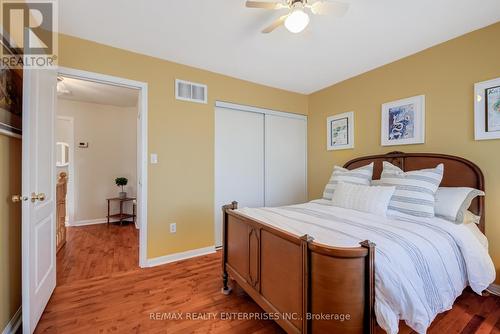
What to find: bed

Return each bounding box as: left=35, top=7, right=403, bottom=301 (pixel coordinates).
left=220, top=151, right=495, bottom=334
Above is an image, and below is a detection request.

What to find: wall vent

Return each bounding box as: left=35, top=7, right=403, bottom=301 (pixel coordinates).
left=175, top=79, right=207, bottom=104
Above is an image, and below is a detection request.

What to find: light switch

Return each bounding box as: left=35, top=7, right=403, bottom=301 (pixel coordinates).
left=150, top=153, right=158, bottom=164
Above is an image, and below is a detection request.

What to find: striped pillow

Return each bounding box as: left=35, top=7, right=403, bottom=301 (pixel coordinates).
left=380, top=161, right=444, bottom=218
left=322, top=163, right=374, bottom=200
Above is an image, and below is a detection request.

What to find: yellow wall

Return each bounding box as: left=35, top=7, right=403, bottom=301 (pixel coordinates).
left=308, top=22, right=500, bottom=282
left=3, top=23, right=499, bottom=327
left=58, top=34, right=308, bottom=258
left=0, top=134, right=22, bottom=330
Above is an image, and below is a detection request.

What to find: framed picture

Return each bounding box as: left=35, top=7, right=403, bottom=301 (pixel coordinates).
left=327, top=111, right=354, bottom=151
left=381, top=95, right=425, bottom=146
left=474, top=77, right=500, bottom=140
left=0, top=65, right=23, bottom=138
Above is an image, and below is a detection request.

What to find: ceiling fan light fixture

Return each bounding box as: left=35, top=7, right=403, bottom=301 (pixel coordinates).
left=284, top=7, right=310, bottom=33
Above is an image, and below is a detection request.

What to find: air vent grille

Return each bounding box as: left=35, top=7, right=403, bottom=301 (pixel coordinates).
left=175, top=79, right=207, bottom=104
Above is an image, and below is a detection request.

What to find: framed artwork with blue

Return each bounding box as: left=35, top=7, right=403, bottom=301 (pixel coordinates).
left=474, top=77, right=500, bottom=141
left=327, top=111, right=354, bottom=151
left=381, top=95, right=425, bottom=146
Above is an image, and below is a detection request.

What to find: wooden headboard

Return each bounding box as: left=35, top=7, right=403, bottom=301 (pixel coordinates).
left=344, top=151, right=485, bottom=233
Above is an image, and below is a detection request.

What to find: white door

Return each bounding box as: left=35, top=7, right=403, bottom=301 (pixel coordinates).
left=22, top=68, right=57, bottom=333
left=265, top=115, right=307, bottom=207
left=214, top=107, right=265, bottom=247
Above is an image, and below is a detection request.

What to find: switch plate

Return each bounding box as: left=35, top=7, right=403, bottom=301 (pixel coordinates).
left=150, top=153, right=158, bottom=164
left=170, top=223, right=176, bottom=233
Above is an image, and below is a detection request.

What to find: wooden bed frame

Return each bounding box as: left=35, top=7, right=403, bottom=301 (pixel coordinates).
left=221, top=151, right=485, bottom=334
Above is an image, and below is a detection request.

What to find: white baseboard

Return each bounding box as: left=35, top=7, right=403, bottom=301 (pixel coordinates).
left=69, top=218, right=108, bottom=226
left=71, top=217, right=138, bottom=227
left=2, top=307, right=21, bottom=334
left=487, top=283, right=500, bottom=296
left=147, top=246, right=216, bottom=267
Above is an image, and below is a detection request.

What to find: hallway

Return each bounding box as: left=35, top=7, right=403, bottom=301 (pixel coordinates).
left=56, top=224, right=138, bottom=286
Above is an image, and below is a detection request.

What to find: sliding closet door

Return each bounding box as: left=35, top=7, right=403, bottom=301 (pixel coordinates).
left=214, top=107, right=265, bottom=247
left=265, top=115, right=307, bottom=207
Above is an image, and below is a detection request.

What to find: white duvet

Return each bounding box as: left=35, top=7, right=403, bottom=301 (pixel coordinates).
left=236, top=200, right=496, bottom=334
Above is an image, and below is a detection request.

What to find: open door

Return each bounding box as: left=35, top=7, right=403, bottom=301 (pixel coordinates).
left=21, top=67, right=57, bottom=333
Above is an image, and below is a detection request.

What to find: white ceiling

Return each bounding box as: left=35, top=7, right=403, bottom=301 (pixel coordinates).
left=57, top=76, right=139, bottom=107
left=59, top=0, right=500, bottom=94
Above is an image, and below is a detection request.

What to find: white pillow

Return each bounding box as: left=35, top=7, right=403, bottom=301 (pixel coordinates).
left=331, top=182, right=396, bottom=217
left=379, top=161, right=444, bottom=218
left=435, top=187, right=485, bottom=224
left=322, top=163, right=374, bottom=200
left=463, top=211, right=488, bottom=249
left=463, top=210, right=481, bottom=225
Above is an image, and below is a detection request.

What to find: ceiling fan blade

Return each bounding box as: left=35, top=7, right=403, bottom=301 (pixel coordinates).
left=246, top=1, right=283, bottom=9
left=262, top=15, right=287, bottom=33
left=311, top=0, right=349, bottom=16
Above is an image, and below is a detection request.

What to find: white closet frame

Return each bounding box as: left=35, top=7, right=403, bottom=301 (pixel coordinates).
left=214, top=101, right=308, bottom=248
left=215, top=101, right=308, bottom=204
left=215, top=101, right=307, bottom=121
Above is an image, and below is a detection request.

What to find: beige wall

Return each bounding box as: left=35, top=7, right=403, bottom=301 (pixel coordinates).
left=58, top=34, right=309, bottom=258
left=57, top=99, right=137, bottom=223
left=0, top=134, right=22, bottom=330
left=308, top=22, right=500, bottom=282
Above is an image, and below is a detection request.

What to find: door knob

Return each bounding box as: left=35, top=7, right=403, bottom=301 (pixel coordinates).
left=11, top=195, right=28, bottom=203
left=31, top=192, right=46, bottom=203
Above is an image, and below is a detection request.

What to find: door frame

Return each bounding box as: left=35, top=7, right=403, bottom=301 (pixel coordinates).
left=57, top=67, right=149, bottom=268
left=56, top=116, right=74, bottom=226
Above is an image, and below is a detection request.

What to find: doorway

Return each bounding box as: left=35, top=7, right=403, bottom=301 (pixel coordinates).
left=20, top=67, right=148, bottom=333
left=56, top=67, right=149, bottom=269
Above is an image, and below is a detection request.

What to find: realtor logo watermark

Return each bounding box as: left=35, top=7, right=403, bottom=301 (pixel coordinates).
left=1, top=0, right=58, bottom=69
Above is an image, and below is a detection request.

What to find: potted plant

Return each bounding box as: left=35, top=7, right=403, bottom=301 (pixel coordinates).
left=115, top=177, right=128, bottom=199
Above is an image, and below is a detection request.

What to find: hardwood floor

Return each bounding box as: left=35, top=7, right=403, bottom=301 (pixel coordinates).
left=36, top=224, right=500, bottom=333
left=56, top=223, right=138, bottom=285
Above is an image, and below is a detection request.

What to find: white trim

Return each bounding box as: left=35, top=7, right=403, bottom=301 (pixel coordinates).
left=215, top=101, right=307, bottom=120
left=327, top=111, right=354, bottom=151
left=2, top=307, right=22, bottom=334
left=486, top=283, right=500, bottom=296
left=147, top=246, right=216, bottom=267
left=56, top=116, right=74, bottom=226
left=55, top=142, right=69, bottom=167
left=474, top=77, right=500, bottom=141
left=57, top=67, right=149, bottom=268
left=69, top=218, right=107, bottom=227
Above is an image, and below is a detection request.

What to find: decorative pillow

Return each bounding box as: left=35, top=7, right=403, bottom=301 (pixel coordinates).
left=331, top=182, right=396, bottom=216
left=463, top=211, right=488, bottom=249
left=463, top=210, right=481, bottom=225
left=379, top=161, right=444, bottom=218
left=435, top=187, right=485, bottom=224
left=322, top=163, right=374, bottom=200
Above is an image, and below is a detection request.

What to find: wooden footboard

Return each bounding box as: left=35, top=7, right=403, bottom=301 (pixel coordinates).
left=221, top=202, right=375, bottom=334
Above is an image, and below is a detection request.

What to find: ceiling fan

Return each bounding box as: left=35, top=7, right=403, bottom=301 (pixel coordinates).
left=246, top=0, right=349, bottom=34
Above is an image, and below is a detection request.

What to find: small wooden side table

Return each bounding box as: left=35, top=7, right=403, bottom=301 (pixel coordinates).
left=106, top=197, right=136, bottom=225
